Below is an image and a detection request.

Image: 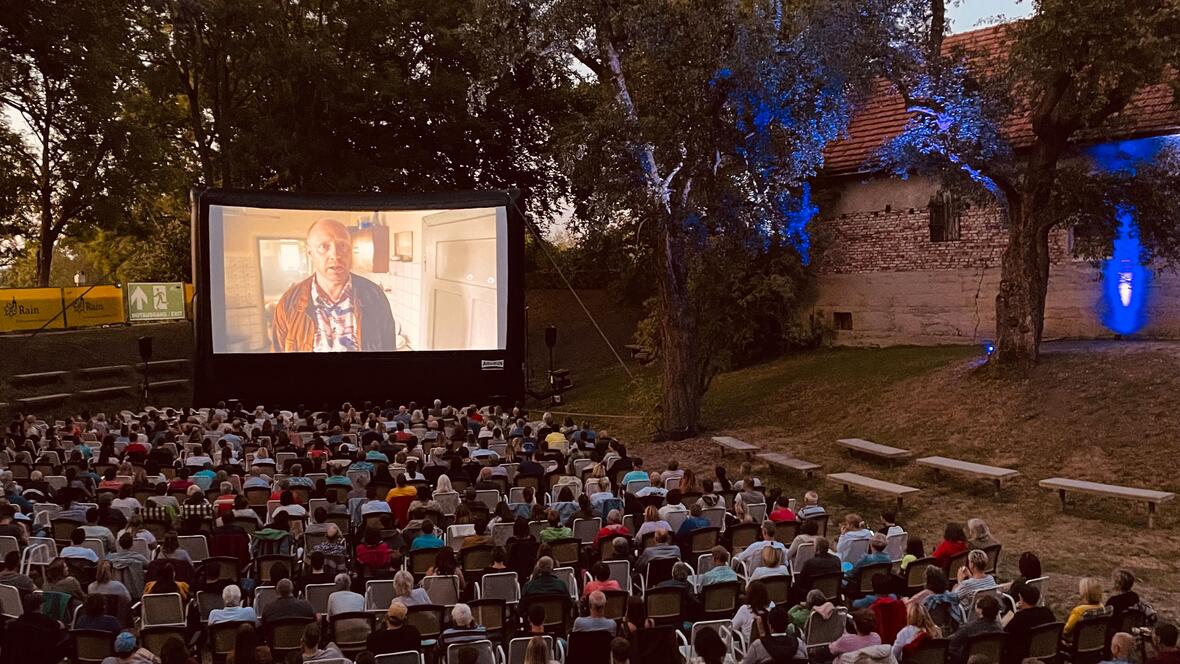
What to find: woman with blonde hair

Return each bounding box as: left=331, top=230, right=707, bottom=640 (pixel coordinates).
left=966, top=518, right=998, bottom=550
left=88, top=560, right=132, bottom=601
left=631, top=505, right=671, bottom=545
left=435, top=474, right=454, bottom=494
left=1064, top=577, right=1105, bottom=634
left=892, top=602, right=942, bottom=661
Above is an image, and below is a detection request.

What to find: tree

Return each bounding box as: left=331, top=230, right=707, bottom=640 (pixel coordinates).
left=883, top=0, right=1180, bottom=367
left=491, top=0, right=903, bottom=432
left=0, top=0, right=162, bottom=287
left=140, top=0, right=571, bottom=219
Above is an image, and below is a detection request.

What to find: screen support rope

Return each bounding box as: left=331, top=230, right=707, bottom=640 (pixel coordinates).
left=509, top=195, right=635, bottom=381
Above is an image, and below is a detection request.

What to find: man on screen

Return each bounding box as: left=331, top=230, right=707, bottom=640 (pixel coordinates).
left=271, top=218, right=398, bottom=352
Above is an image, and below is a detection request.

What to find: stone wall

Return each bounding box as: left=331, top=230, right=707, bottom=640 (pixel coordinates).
left=811, top=174, right=1180, bottom=345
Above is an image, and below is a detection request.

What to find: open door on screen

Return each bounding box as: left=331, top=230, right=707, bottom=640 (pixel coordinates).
left=421, top=208, right=501, bottom=350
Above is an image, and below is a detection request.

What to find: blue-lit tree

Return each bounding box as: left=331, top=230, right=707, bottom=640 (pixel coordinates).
left=882, top=0, right=1180, bottom=367
left=474, top=0, right=910, bottom=431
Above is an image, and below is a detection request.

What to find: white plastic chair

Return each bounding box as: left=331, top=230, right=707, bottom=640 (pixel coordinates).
left=885, top=531, right=908, bottom=562
left=478, top=572, right=520, bottom=605
left=421, top=575, right=461, bottom=606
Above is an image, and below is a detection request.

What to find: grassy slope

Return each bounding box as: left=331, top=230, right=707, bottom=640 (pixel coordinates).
left=557, top=340, right=1180, bottom=620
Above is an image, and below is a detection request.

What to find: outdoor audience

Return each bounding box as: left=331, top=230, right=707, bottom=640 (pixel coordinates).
left=0, top=400, right=1168, bottom=664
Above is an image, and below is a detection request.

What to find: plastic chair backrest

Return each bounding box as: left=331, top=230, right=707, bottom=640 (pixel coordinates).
left=304, top=583, right=335, bottom=616
left=142, top=592, right=185, bottom=627
left=480, top=572, right=520, bottom=603
left=805, top=607, right=848, bottom=645
left=572, top=518, right=601, bottom=544
left=508, top=636, right=553, bottom=664
left=405, top=605, right=445, bottom=638
left=746, top=503, right=767, bottom=523
left=421, top=575, right=461, bottom=606
left=447, top=640, right=497, bottom=664
left=886, top=531, right=908, bottom=561
left=375, top=652, right=423, bottom=664
left=364, top=579, right=396, bottom=611
left=1027, top=622, right=1064, bottom=660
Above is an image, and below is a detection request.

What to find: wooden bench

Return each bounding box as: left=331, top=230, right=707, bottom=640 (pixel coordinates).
left=9, top=370, right=68, bottom=383
left=77, top=385, right=135, bottom=397
left=136, top=359, right=190, bottom=372
left=149, top=378, right=191, bottom=390
left=78, top=364, right=132, bottom=376
left=916, top=456, right=1019, bottom=498
left=713, top=436, right=759, bottom=457
left=837, top=438, right=912, bottom=460
left=1039, top=477, right=1175, bottom=528
left=14, top=393, right=71, bottom=406
left=758, top=452, right=822, bottom=479
left=826, top=472, right=920, bottom=510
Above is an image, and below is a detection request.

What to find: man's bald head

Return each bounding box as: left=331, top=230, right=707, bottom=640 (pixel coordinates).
left=306, top=218, right=353, bottom=290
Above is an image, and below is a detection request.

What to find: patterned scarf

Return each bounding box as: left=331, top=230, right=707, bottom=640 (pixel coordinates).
left=311, top=276, right=358, bottom=352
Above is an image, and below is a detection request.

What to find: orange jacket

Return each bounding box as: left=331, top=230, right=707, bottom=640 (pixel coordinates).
left=270, top=274, right=397, bottom=352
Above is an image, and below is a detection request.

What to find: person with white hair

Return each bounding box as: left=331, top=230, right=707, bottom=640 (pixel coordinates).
left=392, top=569, right=431, bottom=606
left=326, top=572, right=364, bottom=617
left=440, top=603, right=488, bottom=649
left=208, top=584, right=258, bottom=624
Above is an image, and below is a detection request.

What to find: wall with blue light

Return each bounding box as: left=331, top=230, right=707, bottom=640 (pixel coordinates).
left=812, top=133, right=1180, bottom=346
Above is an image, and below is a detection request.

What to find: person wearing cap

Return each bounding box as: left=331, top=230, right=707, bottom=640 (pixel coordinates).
left=100, top=631, right=160, bottom=664
left=366, top=601, right=423, bottom=655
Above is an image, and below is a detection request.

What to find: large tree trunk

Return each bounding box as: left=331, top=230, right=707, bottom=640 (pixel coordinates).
left=655, top=220, right=701, bottom=434
left=993, top=147, right=1059, bottom=367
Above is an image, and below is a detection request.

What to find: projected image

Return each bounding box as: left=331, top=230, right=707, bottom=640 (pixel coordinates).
left=207, top=205, right=508, bottom=353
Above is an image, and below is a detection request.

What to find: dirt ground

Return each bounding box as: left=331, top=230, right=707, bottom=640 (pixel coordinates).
left=562, top=341, right=1180, bottom=622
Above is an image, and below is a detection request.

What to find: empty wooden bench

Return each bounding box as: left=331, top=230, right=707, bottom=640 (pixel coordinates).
left=1039, top=477, right=1175, bottom=528
left=827, top=472, right=920, bottom=510
left=837, top=438, right=912, bottom=461
left=713, top=436, right=759, bottom=458
left=9, top=370, right=68, bottom=383
left=917, top=456, right=1019, bottom=498
left=758, top=452, right=822, bottom=479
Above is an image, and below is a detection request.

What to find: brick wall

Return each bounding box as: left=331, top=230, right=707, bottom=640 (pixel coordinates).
left=813, top=203, right=1074, bottom=275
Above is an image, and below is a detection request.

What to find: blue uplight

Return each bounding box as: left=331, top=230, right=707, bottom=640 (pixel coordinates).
left=1101, top=206, right=1148, bottom=335
left=1085, top=136, right=1177, bottom=336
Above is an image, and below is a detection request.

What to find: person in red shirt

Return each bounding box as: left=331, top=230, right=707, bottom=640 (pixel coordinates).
left=768, top=494, right=797, bottom=523
left=930, top=522, right=969, bottom=569
left=594, top=510, right=631, bottom=546
left=582, top=562, right=621, bottom=598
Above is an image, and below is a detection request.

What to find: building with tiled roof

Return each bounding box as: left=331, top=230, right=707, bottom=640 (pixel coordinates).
left=810, top=24, right=1180, bottom=346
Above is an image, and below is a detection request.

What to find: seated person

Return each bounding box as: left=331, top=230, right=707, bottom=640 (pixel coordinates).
left=947, top=594, right=1002, bottom=664
left=1063, top=577, right=1105, bottom=635
left=366, top=601, right=422, bottom=655
left=583, top=562, right=621, bottom=598
left=1147, top=622, right=1179, bottom=664
left=75, top=594, right=121, bottom=633
left=208, top=584, right=258, bottom=625
left=953, top=550, right=997, bottom=615
left=846, top=533, right=892, bottom=589
left=636, top=529, right=681, bottom=572
left=750, top=546, right=790, bottom=581
left=572, top=590, right=618, bottom=634
left=700, top=546, right=740, bottom=588
left=1002, top=582, right=1055, bottom=664
left=745, top=605, right=806, bottom=663
left=60, top=528, right=100, bottom=563
left=439, top=603, right=488, bottom=650
left=830, top=609, right=882, bottom=657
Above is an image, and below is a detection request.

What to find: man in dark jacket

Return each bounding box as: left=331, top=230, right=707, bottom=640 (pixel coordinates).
left=0, top=593, right=68, bottom=664
left=272, top=218, right=398, bottom=352
left=792, top=537, right=842, bottom=602
left=1003, top=583, right=1056, bottom=664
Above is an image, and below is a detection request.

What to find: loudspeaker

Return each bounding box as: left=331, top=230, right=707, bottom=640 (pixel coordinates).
left=138, top=336, right=153, bottom=362
left=545, top=325, right=558, bottom=349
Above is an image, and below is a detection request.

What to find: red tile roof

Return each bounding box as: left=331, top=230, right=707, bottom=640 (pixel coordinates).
left=822, top=24, right=1180, bottom=175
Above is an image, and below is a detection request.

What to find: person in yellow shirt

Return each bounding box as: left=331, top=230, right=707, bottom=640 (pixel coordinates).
left=384, top=474, right=418, bottom=501
left=1063, top=576, right=1105, bottom=634
left=544, top=431, right=569, bottom=455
